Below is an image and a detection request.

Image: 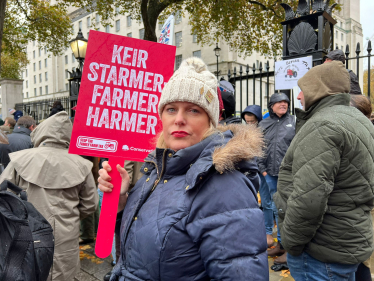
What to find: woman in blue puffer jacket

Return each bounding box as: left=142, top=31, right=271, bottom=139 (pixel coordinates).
left=98, top=57, right=269, bottom=281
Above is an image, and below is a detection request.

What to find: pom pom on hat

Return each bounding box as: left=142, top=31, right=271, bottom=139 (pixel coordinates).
left=158, top=57, right=219, bottom=127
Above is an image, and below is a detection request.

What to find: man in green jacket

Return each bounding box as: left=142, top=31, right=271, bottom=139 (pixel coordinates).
left=274, top=60, right=374, bottom=280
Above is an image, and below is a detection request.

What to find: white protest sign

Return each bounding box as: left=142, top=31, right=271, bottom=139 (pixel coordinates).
left=275, top=56, right=313, bottom=90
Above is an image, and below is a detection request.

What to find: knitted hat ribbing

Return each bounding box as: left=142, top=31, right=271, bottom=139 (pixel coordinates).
left=158, top=57, right=219, bottom=127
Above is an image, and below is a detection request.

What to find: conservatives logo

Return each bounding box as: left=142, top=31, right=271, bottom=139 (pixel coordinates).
left=121, top=144, right=152, bottom=153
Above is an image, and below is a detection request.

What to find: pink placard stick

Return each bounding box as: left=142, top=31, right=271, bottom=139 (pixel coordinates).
left=95, top=157, right=124, bottom=258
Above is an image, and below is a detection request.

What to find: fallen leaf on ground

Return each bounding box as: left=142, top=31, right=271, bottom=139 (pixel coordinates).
left=79, top=245, right=91, bottom=250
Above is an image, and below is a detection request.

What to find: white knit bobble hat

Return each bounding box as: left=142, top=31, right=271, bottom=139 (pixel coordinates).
left=158, top=57, right=219, bottom=127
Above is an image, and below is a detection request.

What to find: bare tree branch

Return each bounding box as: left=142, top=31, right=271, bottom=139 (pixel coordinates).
left=247, top=0, right=282, bottom=19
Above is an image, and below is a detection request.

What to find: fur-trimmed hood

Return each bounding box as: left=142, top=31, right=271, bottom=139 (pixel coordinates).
left=141, top=124, right=264, bottom=190
left=213, top=124, right=264, bottom=173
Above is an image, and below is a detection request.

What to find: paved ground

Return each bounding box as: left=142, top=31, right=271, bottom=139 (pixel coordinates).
left=76, top=240, right=374, bottom=281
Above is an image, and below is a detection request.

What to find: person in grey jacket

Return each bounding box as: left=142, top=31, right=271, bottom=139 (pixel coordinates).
left=258, top=93, right=295, bottom=264
left=8, top=116, right=36, bottom=152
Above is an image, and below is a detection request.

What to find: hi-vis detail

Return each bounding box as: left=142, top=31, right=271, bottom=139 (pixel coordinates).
left=77, top=136, right=118, bottom=152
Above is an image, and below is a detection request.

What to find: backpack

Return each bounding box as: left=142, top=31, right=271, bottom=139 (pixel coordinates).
left=0, top=180, right=54, bottom=281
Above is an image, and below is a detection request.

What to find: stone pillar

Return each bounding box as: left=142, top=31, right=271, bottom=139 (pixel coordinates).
left=0, top=79, right=24, bottom=119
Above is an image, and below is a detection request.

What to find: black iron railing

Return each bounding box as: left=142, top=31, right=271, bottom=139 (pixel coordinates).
left=15, top=97, right=71, bottom=124
left=227, top=40, right=374, bottom=116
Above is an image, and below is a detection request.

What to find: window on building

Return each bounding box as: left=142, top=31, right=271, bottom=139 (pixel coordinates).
left=341, top=45, right=344, bottom=50
left=96, top=14, right=100, bottom=24
left=39, top=73, right=42, bottom=82
left=26, top=81, right=28, bottom=88
left=44, top=46, right=47, bottom=54
left=193, top=50, right=201, bottom=58
left=335, top=30, right=338, bottom=39
left=33, top=63, right=36, bottom=71
left=115, top=6, right=120, bottom=14
left=87, top=32, right=89, bottom=39
left=139, top=28, right=145, bottom=40
left=175, top=55, right=182, bottom=70
left=192, top=34, right=198, bottom=43
left=336, top=43, right=338, bottom=49
left=127, top=16, right=131, bottom=27
left=175, top=10, right=182, bottom=24
left=45, top=58, right=47, bottom=67
left=175, top=31, right=182, bottom=47
left=39, top=48, right=41, bottom=57
left=105, top=25, right=110, bottom=33
left=65, top=69, right=69, bottom=79
left=45, top=72, right=48, bottom=81
left=65, top=83, right=69, bottom=91
left=25, top=69, right=28, bottom=77
left=34, top=75, right=36, bottom=83
left=45, top=85, right=48, bottom=95
left=79, top=21, right=82, bottom=30
left=340, top=22, right=342, bottom=28
left=39, top=87, right=42, bottom=95
left=34, top=88, right=37, bottom=96
left=33, top=41, right=35, bottom=46
left=65, top=55, right=68, bottom=64
left=33, top=50, right=35, bottom=59
left=341, top=33, right=343, bottom=41
left=127, top=32, right=132, bottom=38
left=72, top=54, right=76, bottom=63
left=39, top=61, right=41, bottom=69
left=87, top=16, right=91, bottom=28
left=72, top=24, right=74, bottom=34
left=26, top=92, right=29, bottom=98
left=116, top=20, right=120, bottom=32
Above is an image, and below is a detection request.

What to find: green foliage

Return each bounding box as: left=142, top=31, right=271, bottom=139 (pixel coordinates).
left=0, top=45, right=28, bottom=79
left=58, top=0, right=340, bottom=59
left=0, top=0, right=72, bottom=78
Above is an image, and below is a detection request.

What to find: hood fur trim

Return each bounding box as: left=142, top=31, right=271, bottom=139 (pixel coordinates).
left=213, top=124, right=264, bottom=173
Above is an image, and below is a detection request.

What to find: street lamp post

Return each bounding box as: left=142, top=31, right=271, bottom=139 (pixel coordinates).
left=214, top=43, right=221, bottom=80
left=68, top=29, right=88, bottom=117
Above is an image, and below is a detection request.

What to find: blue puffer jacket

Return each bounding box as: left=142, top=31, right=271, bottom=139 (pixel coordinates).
left=111, top=125, right=268, bottom=281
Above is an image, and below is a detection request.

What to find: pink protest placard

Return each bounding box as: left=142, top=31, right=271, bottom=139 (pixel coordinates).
left=69, top=30, right=176, bottom=258
left=69, top=30, right=176, bottom=161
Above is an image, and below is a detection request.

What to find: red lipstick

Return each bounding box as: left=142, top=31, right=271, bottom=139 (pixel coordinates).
left=171, top=131, right=189, bottom=138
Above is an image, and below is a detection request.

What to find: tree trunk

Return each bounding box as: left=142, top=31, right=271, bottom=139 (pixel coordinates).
left=0, top=0, right=7, bottom=74
left=141, top=0, right=174, bottom=42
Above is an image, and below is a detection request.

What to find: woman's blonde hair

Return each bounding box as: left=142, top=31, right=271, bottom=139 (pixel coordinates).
left=155, top=123, right=218, bottom=149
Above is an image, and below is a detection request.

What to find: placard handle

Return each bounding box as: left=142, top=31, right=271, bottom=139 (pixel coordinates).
left=95, top=157, right=124, bottom=258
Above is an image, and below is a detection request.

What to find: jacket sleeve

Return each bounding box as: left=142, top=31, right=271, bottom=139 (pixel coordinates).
left=186, top=171, right=268, bottom=280
left=0, top=161, right=20, bottom=186
left=281, top=122, right=342, bottom=256
left=78, top=173, right=99, bottom=219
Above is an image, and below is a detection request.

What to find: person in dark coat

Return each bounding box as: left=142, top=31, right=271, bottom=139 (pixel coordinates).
left=8, top=108, right=23, bottom=122
left=99, top=57, right=269, bottom=281
left=324, top=49, right=362, bottom=95
left=49, top=101, right=65, bottom=117
left=242, top=105, right=274, bottom=247
left=241, top=105, right=263, bottom=125
left=258, top=93, right=296, bottom=264
left=218, top=80, right=242, bottom=125
left=8, top=116, right=35, bottom=152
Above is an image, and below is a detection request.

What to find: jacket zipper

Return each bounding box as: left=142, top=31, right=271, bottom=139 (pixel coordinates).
left=273, top=118, right=280, bottom=174
left=123, top=150, right=167, bottom=255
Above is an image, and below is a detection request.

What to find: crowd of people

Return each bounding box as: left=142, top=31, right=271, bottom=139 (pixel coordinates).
left=0, top=50, right=373, bottom=281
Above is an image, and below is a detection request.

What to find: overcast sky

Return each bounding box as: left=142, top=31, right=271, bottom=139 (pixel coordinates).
left=360, top=0, right=374, bottom=42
